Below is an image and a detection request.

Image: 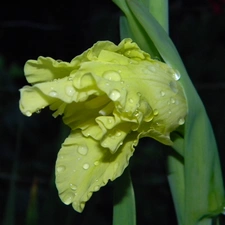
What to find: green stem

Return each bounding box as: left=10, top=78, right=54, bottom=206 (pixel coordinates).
left=113, top=167, right=136, bottom=225
left=149, top=0, right=169, bottom=33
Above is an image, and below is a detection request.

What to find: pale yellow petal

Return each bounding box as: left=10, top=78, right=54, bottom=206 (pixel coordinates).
left=19, top=85, right=54, bottom=116
left=55, top=130, right=138, bottom=212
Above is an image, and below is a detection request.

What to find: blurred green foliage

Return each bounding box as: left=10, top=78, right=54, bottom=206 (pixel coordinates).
left=0, top=1, right=225, bottom=224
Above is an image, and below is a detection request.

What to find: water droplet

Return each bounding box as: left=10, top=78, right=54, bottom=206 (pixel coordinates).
left=70, top=183, right=77, bottom=190
left=83, top=163, right=89, bottom=170
left=49, top=90, right=57, bottom=97
left=120, top=80, right=124, bottom=84
left=103, top=70, right=121, bottom=81
left=68, top=76, right=73, bottom=81
left=153, top=109, right=158, bottom=116
left=63, top=192, right=75, bottom=205
left=137, top=92, right=142, bottom=97
left=134, top=110, right=139, bottom=117
left=77, top=145, right=88, bottom=155
left=169, top=81, right=178, bottom=93
left=94, top=185, right=100, bottom=191
left=172, top=70, right=181, bottom=81
left=178, top=118, right=185, bottom=125
left=170, top=98, right=175, bottom=104
left=105, top=82, right=109, bottom=86
left=115, top=130, right=121, bottom=137
left=126, top=50, right=131, bottom=55
left=160, top=91, right=165, bottom=97
left=168, top=110, right=172, bottom=114
left=94, top=161, right=99, bottom=166
left=66, top=86, right=75, bottom=96
left=129, top=98, right=134, bottom=103
left=107, top=118, right=112, bottom=124
left=148, top=65, right=156, bottom=72
left=35, top=108, right=41, bottom=114
left=25, top=111, right=32, bottom=117
left=109, top=90, right=121, bottom=101
left=56, top=166, right=66, bottom=173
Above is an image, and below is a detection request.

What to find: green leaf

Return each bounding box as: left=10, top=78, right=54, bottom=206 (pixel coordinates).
left=113, top=0, right=161, bottom=58
left=113, top=167, right=136, bottom=225
left=113, top=0, right=225, bottom=224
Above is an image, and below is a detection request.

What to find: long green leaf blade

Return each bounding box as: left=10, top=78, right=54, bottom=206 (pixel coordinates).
left=113, top=168, right=136, bottom=225
left=126, top=1, right=225, bottom=224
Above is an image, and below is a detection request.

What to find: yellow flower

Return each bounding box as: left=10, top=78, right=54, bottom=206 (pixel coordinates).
left=19, top=38, right=187, bottom=212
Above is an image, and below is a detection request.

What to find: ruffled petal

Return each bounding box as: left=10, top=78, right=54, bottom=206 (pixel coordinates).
left=19, top=85, right=55, bottom=116
left=19, top=38, right=188, bottom=213
left=24, top=57, right=79, bottom=84
left=55, top=130, right=138, bottom=212
left=70, top=50, right=187, bottom=144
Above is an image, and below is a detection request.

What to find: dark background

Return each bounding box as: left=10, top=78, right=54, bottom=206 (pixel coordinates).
left=0, top=0, right=225, bottom=224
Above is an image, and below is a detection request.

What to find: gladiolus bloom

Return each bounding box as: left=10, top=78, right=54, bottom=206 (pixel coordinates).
left=19, top=38, right=187, bottom=212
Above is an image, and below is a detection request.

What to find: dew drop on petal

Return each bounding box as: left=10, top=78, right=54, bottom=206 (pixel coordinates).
left=35, top=108, right=41, bottom=114
left=94, top=185, right=100, bottom=191
left=77, top=145, right=88, bottom=155
left=169, top=81, right=178, bottom=93
left=170, top=98, right=175, bottom=104
left=107, top=118, right=112, bottom=124
left=63, top=192, right=75, bottom=205
left=94, top=161, right=99, bottom=166
left=160, top=91, right=165, bottom=97
left=172, top=70, right=181, bottom=81
left=49, top=90, right=57, bottom=97
left=134, top=110, right=139, bottom=117
left=103, top=70, right=121, bottom=81
left=115, top=130, right=121, bottom=137
left=109, top=90, right=121, bottom=101
left=178, top=118, right=185, bottom=125
left=83, top=163, right=89, bottom=170
left=129, top=98, right=134, bottom=103
left=25, top=111, right=32, bottom=117
left=70, top=183, right=77, bottom=191
left=153, top=109, right=159, bottom=116
left=65, top=86, right=75, bottom=96
left=56, top=166, right=66, bottom=173
left=148, top=65, right=156, bottom=72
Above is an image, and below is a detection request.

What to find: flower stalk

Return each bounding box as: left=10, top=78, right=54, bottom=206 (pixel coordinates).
left=113, top=0, right=225, bottom=224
